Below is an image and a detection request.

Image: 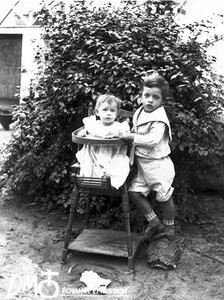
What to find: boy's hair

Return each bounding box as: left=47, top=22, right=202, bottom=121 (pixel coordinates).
left=95, top=94, right=122, bottom=111
left=140, top=73, right=169, bottom=100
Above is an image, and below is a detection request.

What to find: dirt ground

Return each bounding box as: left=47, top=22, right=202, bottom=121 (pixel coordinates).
left=0, top=127, right=224, bottom=300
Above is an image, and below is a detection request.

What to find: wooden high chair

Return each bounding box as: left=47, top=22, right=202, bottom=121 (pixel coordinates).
left=61, top=103, right=141, bottom=273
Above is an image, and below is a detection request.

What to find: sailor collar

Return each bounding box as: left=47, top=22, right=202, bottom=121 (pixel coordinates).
left=133, top=106, right=172, bottom=141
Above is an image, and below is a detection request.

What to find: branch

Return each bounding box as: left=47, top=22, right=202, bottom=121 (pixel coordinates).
left=207, top=34, right=224, bottom=46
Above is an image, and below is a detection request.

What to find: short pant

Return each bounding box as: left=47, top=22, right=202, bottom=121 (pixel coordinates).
left=128, top=156, right=175, bottom=202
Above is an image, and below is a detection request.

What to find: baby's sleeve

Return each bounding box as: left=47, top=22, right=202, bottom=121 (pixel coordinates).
left=119, top=121, right=130, bottom=134
left=83, top=116, right=97, bottom=134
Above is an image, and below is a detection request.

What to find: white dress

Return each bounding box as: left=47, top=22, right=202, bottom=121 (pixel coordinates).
left=76, top=116, right=130, bottom=189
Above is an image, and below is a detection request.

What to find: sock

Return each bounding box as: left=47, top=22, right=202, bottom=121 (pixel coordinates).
left=163, top=219, right=175, bottom=226
left=145, top=210, right=158, bottom=222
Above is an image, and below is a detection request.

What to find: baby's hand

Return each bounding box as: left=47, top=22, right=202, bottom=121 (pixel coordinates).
left=77, top=129, right=87, bottom=137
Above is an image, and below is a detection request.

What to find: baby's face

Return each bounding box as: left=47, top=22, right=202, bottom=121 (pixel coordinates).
left=96, top=102, right=118, bottom=126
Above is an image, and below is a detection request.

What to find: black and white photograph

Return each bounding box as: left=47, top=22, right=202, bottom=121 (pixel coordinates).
left=0, top=0, right=224, bottom=299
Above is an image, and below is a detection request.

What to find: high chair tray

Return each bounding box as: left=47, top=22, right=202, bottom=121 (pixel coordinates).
left=72, top=128, right=127, bottom=146
left=69, top=229, right=142, bottom=258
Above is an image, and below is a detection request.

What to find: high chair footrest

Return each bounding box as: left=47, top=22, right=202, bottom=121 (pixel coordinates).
left=74, top=176, right=112, bottom=190
left=68, top=228, right=142, bottom=258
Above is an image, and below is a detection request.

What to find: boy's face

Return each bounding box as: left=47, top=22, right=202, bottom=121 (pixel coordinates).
left=96, top=102, right=118, bottom=126
left=141, top=86, right=163, bottom=113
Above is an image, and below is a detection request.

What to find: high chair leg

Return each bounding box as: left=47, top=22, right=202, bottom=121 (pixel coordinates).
left=61, top=186, right=79, bottom=264
left=122, top=185, right=134, bottom=272
left=84, top=194, right=91, bottom=228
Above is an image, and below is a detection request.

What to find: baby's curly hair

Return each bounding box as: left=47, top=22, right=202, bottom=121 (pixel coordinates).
left=95, top=94, right=122, bottom=111
left=140, top=74, right=170, bottom=100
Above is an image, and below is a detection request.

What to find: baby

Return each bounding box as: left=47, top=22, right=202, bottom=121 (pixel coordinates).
left=76, top=94, right=130, bottom=189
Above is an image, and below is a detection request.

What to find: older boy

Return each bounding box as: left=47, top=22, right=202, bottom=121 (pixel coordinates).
left=119, top=74, right=175, bottom=240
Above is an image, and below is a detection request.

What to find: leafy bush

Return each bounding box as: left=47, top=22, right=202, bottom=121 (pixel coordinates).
left=2, top=1, right=224, bottom=220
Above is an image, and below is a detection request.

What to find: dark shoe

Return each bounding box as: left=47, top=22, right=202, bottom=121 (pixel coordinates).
left=142, top=220, right=165, bottom=241
left=153, top=225, right=175, bottom=239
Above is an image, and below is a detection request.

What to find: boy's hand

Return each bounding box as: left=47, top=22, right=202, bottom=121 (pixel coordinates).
left=119, top=131, right=134, bottom=141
